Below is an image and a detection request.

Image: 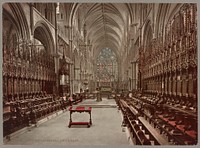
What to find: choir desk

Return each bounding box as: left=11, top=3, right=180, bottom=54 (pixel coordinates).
left=68, top=106, right=92, bottom=128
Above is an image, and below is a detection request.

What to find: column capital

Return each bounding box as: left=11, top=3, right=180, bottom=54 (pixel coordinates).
left=131, top=61, right=136, bottom=64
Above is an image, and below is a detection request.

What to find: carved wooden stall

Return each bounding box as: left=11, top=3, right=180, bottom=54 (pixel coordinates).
left=137, top=4, right=197, bottom=145
left=139, top=4, right=197, bottom=110
left=2, top=11, right=60, bottom=137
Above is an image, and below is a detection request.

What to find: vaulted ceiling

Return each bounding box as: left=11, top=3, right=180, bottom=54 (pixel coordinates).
left=74, top=3, right=132, bottom=58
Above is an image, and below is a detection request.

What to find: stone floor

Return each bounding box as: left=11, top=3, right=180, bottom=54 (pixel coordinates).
left=4, top=99, right=130, bottom=146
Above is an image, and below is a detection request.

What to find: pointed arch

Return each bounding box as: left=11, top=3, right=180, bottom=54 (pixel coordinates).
left=3, top=3, right=30, bottom=40
left=33, top=20, right=55, bottom=54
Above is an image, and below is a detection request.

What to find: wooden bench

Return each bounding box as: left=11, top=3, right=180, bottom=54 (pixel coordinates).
left=136, top=130, right=151, bottom=145
left=138, top=117, right=170, bottom=145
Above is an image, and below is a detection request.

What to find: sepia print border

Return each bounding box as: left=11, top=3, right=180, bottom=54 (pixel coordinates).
left=0, top=0, right=199, bottom=148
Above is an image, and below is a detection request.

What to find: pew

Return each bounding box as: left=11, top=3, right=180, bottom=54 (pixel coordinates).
left=117, top=95, right=197, bottom=145
left=138, top=117, right=170, bottom=145
left=136, top=130, right=151, bottom=145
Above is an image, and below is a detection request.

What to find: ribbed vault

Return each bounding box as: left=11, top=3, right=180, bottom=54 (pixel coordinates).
left=75, top=3, right=132, bottom=59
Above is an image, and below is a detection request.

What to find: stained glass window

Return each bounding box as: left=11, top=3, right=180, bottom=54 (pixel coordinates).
left=96, top=48, right=118, bottom=85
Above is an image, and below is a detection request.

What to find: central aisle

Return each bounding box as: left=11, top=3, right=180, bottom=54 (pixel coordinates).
left=5, top=99, right=129, bottom=145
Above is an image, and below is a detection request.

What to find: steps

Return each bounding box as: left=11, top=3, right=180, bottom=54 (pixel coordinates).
left=75, top=104, right=117, bottom=108
left=75, top=98, right=117, bottom=108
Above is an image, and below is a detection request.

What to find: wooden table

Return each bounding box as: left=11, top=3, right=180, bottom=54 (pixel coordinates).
left=68, top=106, right=92, bottom=128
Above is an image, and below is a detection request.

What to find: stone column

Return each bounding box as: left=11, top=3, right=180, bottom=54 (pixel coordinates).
left=131, top=61, right=138, bottom=90
left=135, top=61, right=138, bottom=89
left=54, top=3, right=60, bottom=95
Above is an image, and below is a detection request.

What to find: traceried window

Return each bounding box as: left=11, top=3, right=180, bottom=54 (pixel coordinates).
left=96, top=48, right=118, bottom=86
